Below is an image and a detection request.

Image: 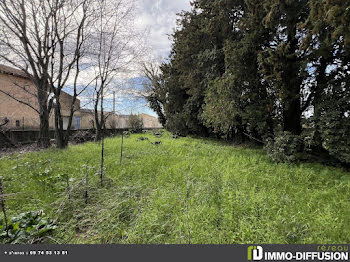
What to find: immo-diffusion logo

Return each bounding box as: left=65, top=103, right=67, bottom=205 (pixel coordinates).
left=247, top=245, right=349, bottom=261
left=247, top=246, right=263, bottom=261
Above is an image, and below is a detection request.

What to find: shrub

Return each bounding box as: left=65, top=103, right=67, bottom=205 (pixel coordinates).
left=127, top=114, right=144, bottom=133
left=265, top=132, right=304, bottom=162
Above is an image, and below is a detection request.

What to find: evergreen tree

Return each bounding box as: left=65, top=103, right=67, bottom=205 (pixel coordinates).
left=203, top=0, right=275, bottom=142
left=149, top=0, right=350, bottom=164
left=259, top=0, right=309, bottom=135
left=302, top=0, right=350, bottom=163
left=157, top=1, right=232, bottom=135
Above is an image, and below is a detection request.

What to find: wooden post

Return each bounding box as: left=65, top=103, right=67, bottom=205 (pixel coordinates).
left=0, top=177, right=9, bottom=237
left=66, top=172, right=70, bottom=200
left=120, top=131, right=124, bottom=165
left=113, top=91, right=116, bottom=115
left=100, top=129, right=105, bottom=186
left=85, top=172, right=89, bottom=205
left=16, top=156, right=19, bottom=176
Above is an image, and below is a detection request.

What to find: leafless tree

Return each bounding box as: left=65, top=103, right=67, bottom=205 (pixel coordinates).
left=0, top=0, right=94, bottom=148
left=88, top=0, right=146, bottom=141
left=0, top=0, right=54, bottom=147
left=47, top=0, right=95, bottom=149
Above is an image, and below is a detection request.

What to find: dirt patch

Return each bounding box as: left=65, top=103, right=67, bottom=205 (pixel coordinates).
left=0, top=143, right=42, bottom=157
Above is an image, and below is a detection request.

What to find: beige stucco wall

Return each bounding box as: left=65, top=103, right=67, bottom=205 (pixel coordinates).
left=0, top=72, right=40, bottom=129
left=79, top=112, right=129, bottom=129
left=48, top=92, right=81, bottom=130
left=78, top=112, right=162, bottom=130
left=0, top=72, right=81, bottom=130
left=139, top=113, right=162, bottom=128
left=79, top=111, right=96, bottom=129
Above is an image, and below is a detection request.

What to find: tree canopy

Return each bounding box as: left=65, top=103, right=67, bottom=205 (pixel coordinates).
left=146, top=0, right=350, bottom=164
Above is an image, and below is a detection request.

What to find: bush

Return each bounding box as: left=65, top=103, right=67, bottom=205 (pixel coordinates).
left=265, top=132, right=304, bottom=162
left=127, top=114, right=143, bottom=133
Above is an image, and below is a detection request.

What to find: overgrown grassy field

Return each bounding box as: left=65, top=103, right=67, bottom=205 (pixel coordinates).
left=0, top=131, right=349, bottom=244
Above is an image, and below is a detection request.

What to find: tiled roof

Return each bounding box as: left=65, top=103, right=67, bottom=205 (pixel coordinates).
left=0, top=64, right=30, bottom=79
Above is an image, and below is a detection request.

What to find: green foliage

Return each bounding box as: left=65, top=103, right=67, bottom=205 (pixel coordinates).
left=265, top=132, right=304, bottom=162
left=318, top=82, right=350, bottom=164
left=165, top=113, right=188, bottom=136
left=127, top=114, right=144, bottom=133
left=152, top=0, right=237, bottom=136
left=203, top=77, right=238, bottom=134
left=142, top=64, right=167, bottom=127
left=36, top=167, right=64, bottom=186
left=0, top=211, right=56, bottom=244
left=146, top=0, right=350, bottom=164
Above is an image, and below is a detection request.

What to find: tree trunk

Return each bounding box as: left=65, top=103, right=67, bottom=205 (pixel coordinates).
left=283, top=96, right=302, bottom=135
left=37, top=84, right=51, bottom=148
left=312, top=56, right=330, bottom=155
left=282, top=26, right=302, bottom=136
left=95, top=128, right=102, bottom=142
left=54, top=101, right=66, bottom=149
left=94, top=88, right=104, bottom=142
left=94, top=103, right=102, bottom=142
left=38, top=109, right=50, bottom=148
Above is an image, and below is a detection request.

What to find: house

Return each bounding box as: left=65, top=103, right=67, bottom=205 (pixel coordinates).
left=79, top=111, right=162, bottom=129
left=0, top=64, right=162, bottom=131
left=0, top=64, right=81, bottom=130
left=79, top=110, right=129, bottom=129
left=139, top=113, right=162, bottom=128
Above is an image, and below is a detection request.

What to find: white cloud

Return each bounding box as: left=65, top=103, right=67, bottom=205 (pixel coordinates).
left=70, top=1, right=192, bottom=116
left=135, top=0, right=191, bottom=59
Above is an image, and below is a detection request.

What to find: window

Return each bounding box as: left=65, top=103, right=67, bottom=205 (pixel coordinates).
left=62, top=117, right=69, bottom=130
left=16, top=120, right=20, bottom=127
left=74, top=116, right=81, bottom=130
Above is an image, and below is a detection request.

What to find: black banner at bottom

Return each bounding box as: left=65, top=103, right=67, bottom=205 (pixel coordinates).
left=0, top=244, right=348, bottom=262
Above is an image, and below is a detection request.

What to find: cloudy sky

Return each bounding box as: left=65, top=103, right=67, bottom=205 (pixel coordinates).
left=71, top=1, right=192, bottom=117
left=136, top=0, right=191, bottom=59
left=102, top=0, right=192, bottom=117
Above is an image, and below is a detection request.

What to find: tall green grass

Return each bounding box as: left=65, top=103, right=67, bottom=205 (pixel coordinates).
left=0, top=131, right=349, bottom=244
